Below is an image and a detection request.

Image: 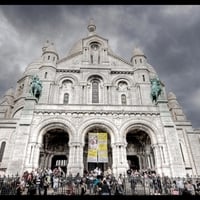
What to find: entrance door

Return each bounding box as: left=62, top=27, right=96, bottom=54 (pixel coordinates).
left=127, top=155, right=139, bottom=170
left=51, top=155, right=67, bottom=174
left=88, top=162, right=106, bottom=172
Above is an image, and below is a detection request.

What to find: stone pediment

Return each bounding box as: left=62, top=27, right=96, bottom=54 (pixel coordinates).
left=58, top=32, right=129, bottom=67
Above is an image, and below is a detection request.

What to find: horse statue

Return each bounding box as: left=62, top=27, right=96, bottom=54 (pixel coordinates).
left=30, top=75, right=42, bottom=100
left=150, top=78, right=162, bottom=103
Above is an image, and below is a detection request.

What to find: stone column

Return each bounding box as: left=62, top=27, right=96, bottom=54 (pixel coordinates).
left=111, top=144, right=117, bottom=176
left=152, top=144, right=162, bottom=175
left=147, top=155, right=151, bottom=168
left=32, top=143, right=42, bottom=169
left=122, top=144, right=129, bottom=171
left=67, top=143, right=83, bottom=176
left=149, top=153, right=154, bottom=169
left=114, top=143, right=127, bottom=177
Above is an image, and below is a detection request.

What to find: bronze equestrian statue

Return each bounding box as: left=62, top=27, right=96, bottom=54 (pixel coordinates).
left=150, top=78, right=162, bottom=103
left=30, top=75, right=42, bottom=100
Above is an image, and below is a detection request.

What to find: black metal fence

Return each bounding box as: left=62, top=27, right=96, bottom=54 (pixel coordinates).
left=0, top=175, right=20, bottom=195
left=0, top=174, right=200, bottom=195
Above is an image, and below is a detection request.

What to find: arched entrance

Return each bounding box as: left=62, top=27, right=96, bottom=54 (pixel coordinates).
left=126, top=130, right=155, bottom=171
left=83, top=127, right=112, bottom=173
left=39, top=128, right=69, bottom=173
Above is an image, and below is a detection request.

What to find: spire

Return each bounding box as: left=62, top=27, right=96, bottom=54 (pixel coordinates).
left=87, top=18, right=96, bottom=36
left=42, top=40, right=50, bottom=52
left=42, top=40, right=58, bottom=55
left=132, top=47, right=146, bottom=57
left=41, top=39, right=59, bottom=62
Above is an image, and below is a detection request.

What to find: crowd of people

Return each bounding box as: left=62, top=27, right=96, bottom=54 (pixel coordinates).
left=0, top=166, right=200, bottom=196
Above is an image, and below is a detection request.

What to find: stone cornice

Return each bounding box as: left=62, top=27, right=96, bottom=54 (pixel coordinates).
left=34, top=109, right=160, bottom=117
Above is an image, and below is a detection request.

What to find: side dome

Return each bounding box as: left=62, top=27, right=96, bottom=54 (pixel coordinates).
left=132, top=47, right=145, bottom=57
left=23, top=59, right=42, bottom=76
left=168, top=92, right=177, bottom=100
left=5, top=88, right=14, bottom=97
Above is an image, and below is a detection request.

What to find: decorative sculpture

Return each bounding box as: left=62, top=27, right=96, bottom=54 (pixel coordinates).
left=150, top=78, right=162, bottom=103
left=30, top=75, right=42, bottom=100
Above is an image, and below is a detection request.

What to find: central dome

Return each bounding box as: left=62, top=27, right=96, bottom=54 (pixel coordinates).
left=67, top=39, right=83, bottom=57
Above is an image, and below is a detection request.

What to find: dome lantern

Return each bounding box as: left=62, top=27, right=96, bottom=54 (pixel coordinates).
left=87, top=18, right=96, bottom=36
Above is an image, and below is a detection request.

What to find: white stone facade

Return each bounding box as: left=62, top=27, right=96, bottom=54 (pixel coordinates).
left=0, top=20, right=199, bottom=178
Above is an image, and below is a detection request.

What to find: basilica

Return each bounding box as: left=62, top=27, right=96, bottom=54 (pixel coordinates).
left=0, top=20, right=199, bottom=178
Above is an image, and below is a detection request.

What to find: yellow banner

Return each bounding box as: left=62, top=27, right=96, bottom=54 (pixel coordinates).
left=88, top=132, right=98, bottom=149
left=97, top=133, right=108, bottom=163
left=87, top=133, right=98, bottom=162
left=98, top=143, right=107, bottom=151
left=98, top=132, right=107, bottom=141
left=88, top=149, right=97, bottom=157
left=98, top=151, right=108, bottom=158
left=87, top=132, right=108, bottom=163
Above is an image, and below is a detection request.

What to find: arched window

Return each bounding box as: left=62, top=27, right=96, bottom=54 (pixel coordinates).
left=63, top=93, right=69, bottom=104
left=121, top=94, right=127, bottom=105
left=92, top=80, right=99, bottom=103
left=44, top=72, right=48, bottom=79
left=142, top=75, right=145, bottom=82
left=0, top=141, right=6, bottom=162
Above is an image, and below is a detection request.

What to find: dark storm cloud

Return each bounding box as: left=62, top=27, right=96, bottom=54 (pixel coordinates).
left=0, top=5, right=199, bottom=128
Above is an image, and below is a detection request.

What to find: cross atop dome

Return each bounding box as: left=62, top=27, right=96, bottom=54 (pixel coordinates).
left=87, top=18, right=96, bottom=36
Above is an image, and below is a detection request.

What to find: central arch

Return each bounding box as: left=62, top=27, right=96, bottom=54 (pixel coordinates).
left=83, top=126, right=112, bottom=173
left=78, top=119, right=118, bottom=174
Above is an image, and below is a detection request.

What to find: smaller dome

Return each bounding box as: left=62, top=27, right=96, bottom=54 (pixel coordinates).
left=23, top=59, right=42, bottom=75
left=132, top=47, right=145, bottom=57
left=5, top=88, right=14, bottom=97
left=42, top=40, right=50, bottom=52
left=168, top=92, right=177, bottom=100
left=46, top=42, right=57, bottom=53
left=42, top=40, right=58, bottom=54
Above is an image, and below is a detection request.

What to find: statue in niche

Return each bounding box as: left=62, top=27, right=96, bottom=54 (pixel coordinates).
left=150, top=78, right=162, bottom=103
left=91, top=42, right=100, bottom=64
left=62, top=80, right=72, bottom=89
left=118, top=81, right=128, bottom=91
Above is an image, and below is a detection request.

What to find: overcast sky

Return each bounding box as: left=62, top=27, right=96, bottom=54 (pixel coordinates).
left=0, top=5, right=199, bottom=128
